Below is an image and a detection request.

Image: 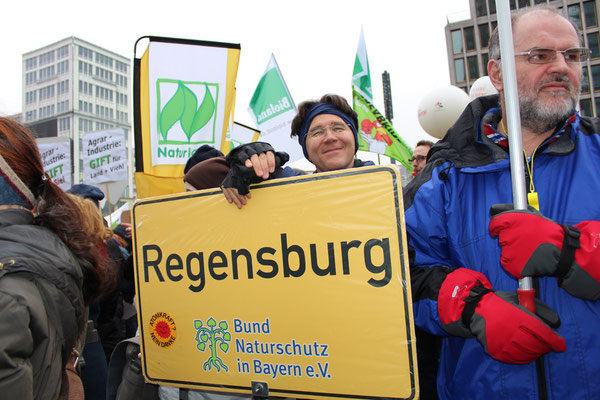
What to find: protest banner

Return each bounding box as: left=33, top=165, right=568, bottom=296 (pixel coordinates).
left=37, top=137, right=72, bottom=190
left=132, top=166, right=418, bottom=400
left=82, top=129, right=127, bottom=184
left=133, top=36, right=240, bottom=197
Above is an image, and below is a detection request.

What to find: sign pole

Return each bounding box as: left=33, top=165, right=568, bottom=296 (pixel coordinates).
left=382, top=71, right=396, bottom=165
left=106, top=182, right=113, bottom=226
left=495, top=0, right=535, bottom=312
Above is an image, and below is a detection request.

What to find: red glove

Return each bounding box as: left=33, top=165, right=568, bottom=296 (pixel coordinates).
left=438, top=268, right=566, bottom=364
left=489, top=204, right=600, bottom=301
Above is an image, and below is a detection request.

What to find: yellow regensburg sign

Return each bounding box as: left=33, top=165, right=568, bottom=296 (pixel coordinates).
left=132, top=165, right=418, bottom=400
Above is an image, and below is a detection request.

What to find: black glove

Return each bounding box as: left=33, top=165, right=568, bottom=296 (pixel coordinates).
left=225, top=142, right=276, bottom=167
left=221, top=142, right=289, bottom=195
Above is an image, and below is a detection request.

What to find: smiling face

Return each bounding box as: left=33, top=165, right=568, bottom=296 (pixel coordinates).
left=490, top=11, right=582, bottom=133
left=305, top=114, right=356, bottom=172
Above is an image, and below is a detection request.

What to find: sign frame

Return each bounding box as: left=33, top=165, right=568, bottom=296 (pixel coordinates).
left=132, top=166, right=417, bottom=400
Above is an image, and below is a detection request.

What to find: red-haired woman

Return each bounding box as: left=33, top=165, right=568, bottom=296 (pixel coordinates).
left=0, top=117, right=115, bottom=399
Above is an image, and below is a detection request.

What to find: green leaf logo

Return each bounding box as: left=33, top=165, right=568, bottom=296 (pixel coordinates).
left=158, top=81, right=216, bottom=143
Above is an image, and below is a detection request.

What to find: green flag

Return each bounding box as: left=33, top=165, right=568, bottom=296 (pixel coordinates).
left=352, top=26, right=373, bottom=102
left=248, top=54, right=302, bottom=162
left=353, top=89, right=413, bottom=170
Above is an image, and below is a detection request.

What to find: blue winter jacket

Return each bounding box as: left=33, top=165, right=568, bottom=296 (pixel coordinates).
left=403, top=95, right=600, bottom=400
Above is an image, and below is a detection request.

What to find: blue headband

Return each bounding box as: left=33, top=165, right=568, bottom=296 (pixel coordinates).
left=298, top=103, right=358, bottom=161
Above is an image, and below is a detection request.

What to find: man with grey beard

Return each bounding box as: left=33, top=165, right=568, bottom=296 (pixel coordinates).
left=403, top=6, right=600, bottom=400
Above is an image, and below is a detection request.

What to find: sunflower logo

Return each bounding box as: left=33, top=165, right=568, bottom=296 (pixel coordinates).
left=149, top=311, right=177, bottom=348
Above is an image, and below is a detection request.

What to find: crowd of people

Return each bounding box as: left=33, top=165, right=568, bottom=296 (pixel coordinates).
left=1, top=4, right=599, bottom=400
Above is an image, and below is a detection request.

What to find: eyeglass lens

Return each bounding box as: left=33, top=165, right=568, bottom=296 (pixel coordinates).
left=527, top=48, right=588, bottom=64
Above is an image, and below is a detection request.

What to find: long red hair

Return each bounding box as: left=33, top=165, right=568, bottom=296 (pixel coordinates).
left=0, top=117, right=116, bottom=303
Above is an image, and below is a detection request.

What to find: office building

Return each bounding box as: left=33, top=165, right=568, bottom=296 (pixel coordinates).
left=22, top=36, right=134, bottom=197
left=445, top=0, right=600, bottom=116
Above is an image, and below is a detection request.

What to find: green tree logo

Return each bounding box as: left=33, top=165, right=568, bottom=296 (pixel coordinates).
left=194, top=317, right=231, bottom=372
left=156, top=80, right=218, bottom=144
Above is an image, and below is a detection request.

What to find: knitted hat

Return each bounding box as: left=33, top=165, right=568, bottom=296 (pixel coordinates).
left=183, top=156, right=230, bottom=190
left=184, top=145, right=224, bottom=174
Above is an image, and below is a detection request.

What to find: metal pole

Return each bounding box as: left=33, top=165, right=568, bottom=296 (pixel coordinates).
left=495, top=0, right=535, bottom=312
left=382, top=71, right=396, bottom=164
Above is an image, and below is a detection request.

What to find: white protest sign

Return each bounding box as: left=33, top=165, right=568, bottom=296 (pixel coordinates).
left=37, top=137, right=72, bottom=191
left=82, top=129, right=127, bottom=184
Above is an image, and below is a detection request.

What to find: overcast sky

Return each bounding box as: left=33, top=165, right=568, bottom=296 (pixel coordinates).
left=1, top=0, right=470, bottom=153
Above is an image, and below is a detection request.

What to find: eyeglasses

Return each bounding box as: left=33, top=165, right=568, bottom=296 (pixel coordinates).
left=513, top=47, right=590, bottom=64
left=408, top=155, right=427, bottom=163
left=307, top=123, right=350, bottom=139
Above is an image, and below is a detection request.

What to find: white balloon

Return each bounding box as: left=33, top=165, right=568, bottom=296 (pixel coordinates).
left=469, top=76, right=498, bottom=100
left=417, top=86, right=470, bottom=139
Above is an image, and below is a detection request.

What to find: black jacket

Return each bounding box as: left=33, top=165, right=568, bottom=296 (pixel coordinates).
left=0, top=208, right=85, bottom=400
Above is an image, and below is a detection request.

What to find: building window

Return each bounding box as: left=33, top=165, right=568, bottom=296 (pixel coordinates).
left=582, top=67, right=590, bottom=93
left=26, top=71, right=37, bottom=85
left=452, top=30, right=463, bottom=54
left=464, top=27, right=476, bottom=51
left=115, top=60, right=128, bottom=73
left=568, top=4, right=583, bottom=29
left=38, top=50, right=55, bottom=66
left=79, top=46, right=93, bottom=60
left=588, top=32, right=600, bottom=59
left=487, top=0, right=496, bottom=15
left=509, top=0, right=517, bottom=10
left=476, top=0, right=487, bottom=17
left=39, top=66, right=55, bottom=82
left=57, top=45, right=69, bottom=59
left=455, top=59, right=466, bottom=83
left=579, top=99, right=592, bottom=116
left=478, top=24, right=490, bottom=49
left=534, top=0, right=546, bottom=3
left=482, top=53, right=490, bottom=72
left=468, top=56, right=480, bottom=80
left=584, top=1, right=597, bottom=27
left=594, top=98, right=600, bottom=117
left=518, top=0, right=530, bottom=9
left=59, top=117, right=71, bottom=131
left=592, top=65, right=600, bottom=91
left=25, top=57, right=37, bottom=70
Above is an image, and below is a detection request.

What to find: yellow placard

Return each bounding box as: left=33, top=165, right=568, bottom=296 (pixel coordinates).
left=132, top=165, right=418, bottom=400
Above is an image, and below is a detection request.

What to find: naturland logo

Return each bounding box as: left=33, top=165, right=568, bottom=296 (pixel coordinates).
left=156, top=79, right=219, bottom=146
left=194, top=317, right=231, bottom=372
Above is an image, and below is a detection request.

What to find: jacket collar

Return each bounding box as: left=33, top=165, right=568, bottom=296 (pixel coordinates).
left=428, top=94, right=577, bottom=169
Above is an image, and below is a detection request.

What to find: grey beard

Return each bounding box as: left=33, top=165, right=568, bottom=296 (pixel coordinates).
left=519, top=95, right=577, bottom=133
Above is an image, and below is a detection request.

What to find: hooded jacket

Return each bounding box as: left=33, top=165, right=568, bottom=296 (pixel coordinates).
left=0, top=208, right=85, bottom=400
left=403, top=94, right=600, bottom=400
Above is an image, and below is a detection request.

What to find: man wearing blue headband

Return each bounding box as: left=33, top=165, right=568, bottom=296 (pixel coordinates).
left=222, top=94, right=373, bottom=208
